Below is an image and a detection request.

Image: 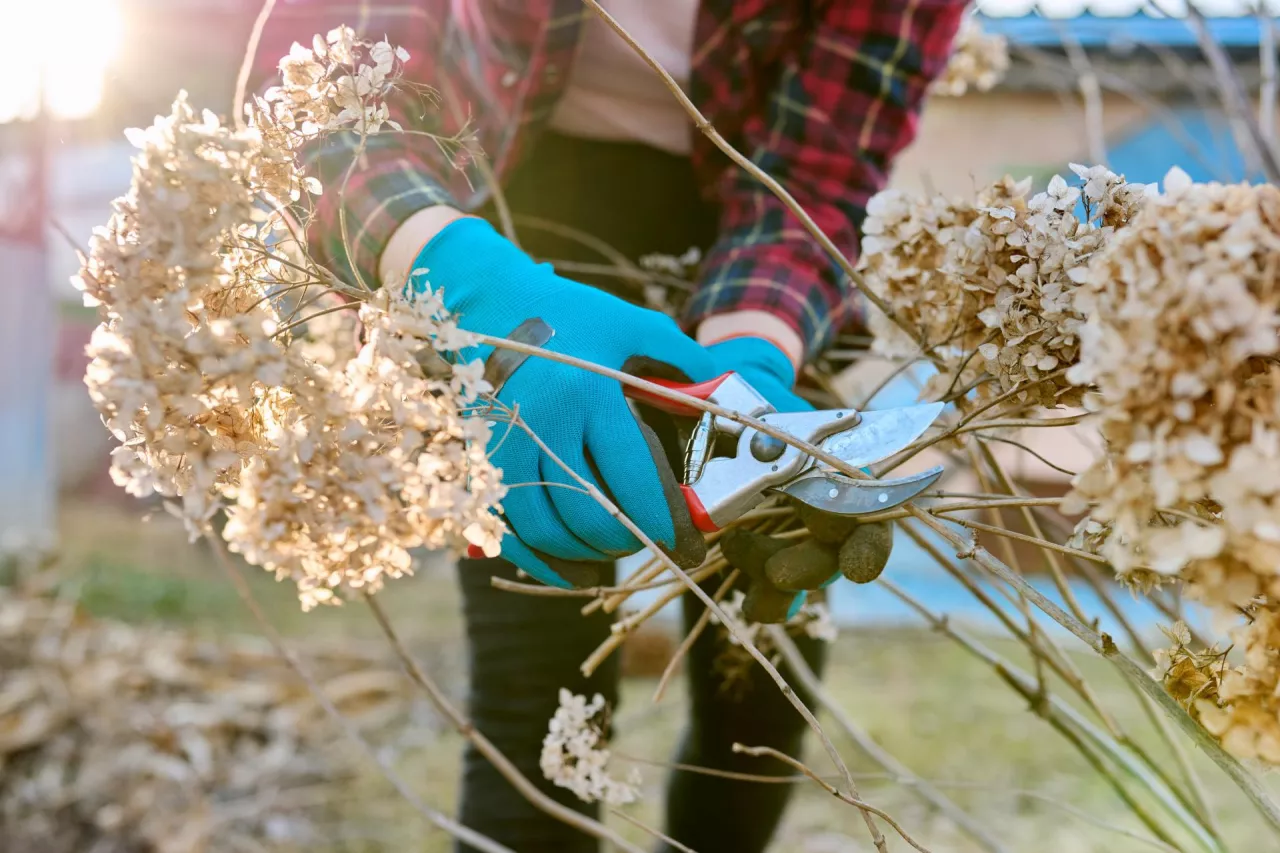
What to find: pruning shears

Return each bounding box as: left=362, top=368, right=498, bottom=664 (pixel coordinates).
left=623, top=372, right=945, bottom=531
left=465, top=318, right=945, bottom=560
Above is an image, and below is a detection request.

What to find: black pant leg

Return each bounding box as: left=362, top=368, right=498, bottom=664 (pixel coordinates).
left=660, top=580, right=830, bottom=853
left=454, top=556, right=620, bottom=853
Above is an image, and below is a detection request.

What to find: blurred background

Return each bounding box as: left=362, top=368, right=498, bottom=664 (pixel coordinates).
left=2, top=1, right=1280, bottom=850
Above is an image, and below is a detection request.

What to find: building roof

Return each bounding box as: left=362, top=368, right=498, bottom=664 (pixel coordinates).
left=979, top=11, right=1274, bottom=48
left=979, top=11, right=1272, bottom=92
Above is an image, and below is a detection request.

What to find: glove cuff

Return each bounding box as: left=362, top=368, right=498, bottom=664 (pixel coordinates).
left=706, top=335, right=798, bottom=390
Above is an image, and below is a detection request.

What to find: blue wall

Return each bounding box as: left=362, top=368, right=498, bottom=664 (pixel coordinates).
left=1107, top=107, right=1253, bottom=184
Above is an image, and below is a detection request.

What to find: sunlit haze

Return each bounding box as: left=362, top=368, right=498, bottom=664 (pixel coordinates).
left=2, top=0, right=123, bottom=122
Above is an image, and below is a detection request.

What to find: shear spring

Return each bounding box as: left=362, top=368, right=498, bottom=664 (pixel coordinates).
left=683, top=412, right=714, bottom=486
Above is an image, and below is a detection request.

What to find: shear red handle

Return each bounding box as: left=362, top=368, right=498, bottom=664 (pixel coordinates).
left=622, top=372, right=733, bottom=418
left=465, top=373, right=728, bottom=557
left=627, top=373, right=724, bottom=533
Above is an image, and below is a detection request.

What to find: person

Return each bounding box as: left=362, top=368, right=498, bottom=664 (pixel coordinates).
left=252, top=2, right=966, bottom=850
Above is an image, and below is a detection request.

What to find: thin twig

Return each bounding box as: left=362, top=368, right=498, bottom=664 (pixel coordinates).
left=363, top=596, right=648, bottom=853
left=877, top=369, right=1071, bottom=475
left=856, top=355, right=931, bottom=410
left=653, top=570, right=740, bottom=704
left=274, top=302, right=358, bottom=337
left=731, top=745, right=934, bottom=853
left=954, top=517, right=1114, bottom=566
left=977, top=435, right=1078, bottom=478
left=977, top=443, right=1092, bottom=630
left=581, top=562, right=725, bottom=676
left=507, top=416, right=886, bottom=850
left=608, top=808, right=697, bottom=853
left=907, top=508, right=1280, bottom=838
left=953, top=414, right=1089, bottom=434
left=1163, top=0, right=1280, bottom=180
left=233, top=0, right=278, bottom=129
left=511, top=214, right=649, bottom=283
left=580, top=0, right=942, bottom=366
left=50, top=216, right=82, bottom=253
left=541, top=259, right=695, bottom=292
left=767, top=627, right=1010, bottom=853
left=615, top=752, right=808, bottom=784
left=490, top=574, right=687, bottom=599
left=616, top=753, right=1185, bottom=853
left=967, top=445, right=1055, bottom=715
left=440, top=87, right=518, bottom=249
left=879, top=577, right=1220, bottom=853
left=1261, top=8, right=1278, bottom=150
left=205, top=536, right=513, bottom=853
left=931, top=496, right=1067, bottom=514
left=588, top=556, right=669, bottom=616
left=893, top=779, right=1183, bottom=853
left=1059, top=24, right=1108, bottom=165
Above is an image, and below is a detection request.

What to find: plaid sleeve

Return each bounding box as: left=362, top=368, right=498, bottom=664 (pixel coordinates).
left=249, top=1, right=459, bottom=290
left=685, top=0, right=967, bottom=358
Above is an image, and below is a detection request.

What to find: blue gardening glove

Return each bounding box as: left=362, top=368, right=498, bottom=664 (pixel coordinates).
left=704, top=336, right=812, bottom=414
left=705, top=337, right=893, bottom=623
left=411, top=218, right=711, bottom=588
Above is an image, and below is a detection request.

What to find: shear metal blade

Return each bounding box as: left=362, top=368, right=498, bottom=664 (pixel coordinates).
left=816, top=402, right=944, bottom=471
left=776, top=466, right=944, bottom=516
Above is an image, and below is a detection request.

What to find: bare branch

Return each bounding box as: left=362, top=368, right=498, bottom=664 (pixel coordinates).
left=766, top=627, right=1010, bottom=853
left=506, top=415, right=888, bottom=849
left=364, top=596, right=647, bottom=853
left=907, top=507, right=1280, bottom=838
left=731, top=744, right=934, bottom=853
left=205, top=534, right=513, bottom=853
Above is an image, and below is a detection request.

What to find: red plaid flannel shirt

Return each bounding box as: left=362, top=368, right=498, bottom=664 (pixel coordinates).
left=253, top=0, right=966, bottom=356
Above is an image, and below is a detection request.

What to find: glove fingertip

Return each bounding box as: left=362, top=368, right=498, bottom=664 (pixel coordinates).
left=765, top=539, right=837, bottom=591
left=838, top=521, right=894, bottom=584
left=720, top=528, right=785, bottom=582
left=498, top=535, right=573, bottom=589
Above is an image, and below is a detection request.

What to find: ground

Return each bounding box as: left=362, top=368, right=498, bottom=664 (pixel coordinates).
left=43, top=499, right=1280, bottom=852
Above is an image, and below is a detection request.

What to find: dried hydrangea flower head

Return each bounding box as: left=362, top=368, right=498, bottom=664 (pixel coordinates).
left=1067, top=169, right=1280, bottom=764
left=221, top=283, right=506, bottom=610
left=1068, top=169, right=1280, bottom=589
left=931, top=17, right=1010, bottom=97
left=540, top=689, right=641, bottom=805
left=1156, top=614, right=1280, bottom=766
left=77, top=95, right=288, bottom=528
left=860, top=165, right=1148, bottom=410
left=77, top=30, right=504, bottom=609
left=859, top=184, right=987, bottom=370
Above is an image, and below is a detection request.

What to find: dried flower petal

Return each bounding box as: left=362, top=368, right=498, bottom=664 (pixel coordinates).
left=540, top=690, right=640, bottom=805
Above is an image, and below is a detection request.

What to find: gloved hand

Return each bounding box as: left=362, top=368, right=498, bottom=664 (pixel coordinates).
left=704, top=336, right=894, bottom=623
left=410, top=218, right=711, bottom=589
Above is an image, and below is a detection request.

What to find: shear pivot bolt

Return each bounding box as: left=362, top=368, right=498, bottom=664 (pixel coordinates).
left=749, top=432, right=787, bottom=463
